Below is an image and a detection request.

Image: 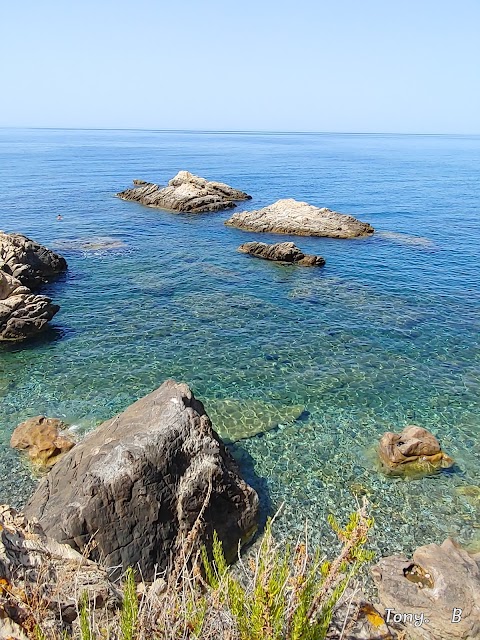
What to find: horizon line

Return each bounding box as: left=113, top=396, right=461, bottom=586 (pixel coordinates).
left=0, top=126, right=479, bottom=137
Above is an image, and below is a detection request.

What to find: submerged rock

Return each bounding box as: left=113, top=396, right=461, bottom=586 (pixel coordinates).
left=24, top=380, right=259, bottom=579
left=0, top=232, right=67, bottom=289
left=116, top=170, right=251, bottom=213
left=378, top=425, right=453, bottom=476
left=226, top=198, right=374, bottom=238
left=372, top=538, right=480, bottom=640
left=0, top=504, right=121, bottom=635
left=10, top=416, right=75, bottom=470
left=0, top=270, right=60, bottom=342
left=238, top=241, right=325, bottom=266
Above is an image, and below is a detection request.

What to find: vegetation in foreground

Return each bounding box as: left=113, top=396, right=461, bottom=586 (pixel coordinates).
left=26, top=501, right=373, bottom=640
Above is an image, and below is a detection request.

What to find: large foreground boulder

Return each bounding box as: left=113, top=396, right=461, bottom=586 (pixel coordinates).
left=25, top=380, right=259, bottom=580
left=378, top=425, right=453, bottom=476
left=116, top=170, right=251, bottom=213
left=371, top=538, right=480, bottom=640
left=238, top=241, right=325, bottom=266
left=0, top=504, right=121, bottom=635
left=0, top=232, right=67, bottom=289
left=0, top=270, right=60, bottom=342
left=226, top=198, right=374, bottom=238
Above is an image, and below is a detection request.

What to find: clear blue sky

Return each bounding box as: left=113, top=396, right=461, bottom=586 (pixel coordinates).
left=2, top=0, right=479, bottom=133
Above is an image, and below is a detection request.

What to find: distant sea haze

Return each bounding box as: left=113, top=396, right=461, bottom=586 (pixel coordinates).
left=0, top=129, right=479, bottom=559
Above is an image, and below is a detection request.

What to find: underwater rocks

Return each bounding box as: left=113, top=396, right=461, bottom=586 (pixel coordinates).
left=24, top=380, right=259, bottom=580
left=0, top=504, right=121, bottom=634
left=10, top=416, right=75, bottom=470
left=0, top=270, right=60, bottom=342
left=226, top=198, right=374, bottom=238
left=378, top=425, right=453, bottom=476
left=238, top=241, right=326, bottom=266
left=117, top=170, right=251, bottom=213
left=0, top=232, right=67, bottom=289
left=371, top=538, right=480, bottom=640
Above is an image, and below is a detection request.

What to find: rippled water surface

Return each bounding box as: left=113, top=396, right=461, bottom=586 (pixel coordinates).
left=0, top=129, right=479, bottom=557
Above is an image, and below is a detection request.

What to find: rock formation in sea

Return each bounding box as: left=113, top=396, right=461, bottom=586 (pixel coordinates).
left=25, top=380, right=259, bottom=580
left=238, top=241, right=326, bottom=266
left=0, top=504, right=121, bottom=635
left=10, top=416, right=75, bottom=470
left=116, top=170, right=252, bottom=213
left=226, top=198, right=374, bottom=238
left=0, top=232, right=67, bottom=289
left=378, top=425, right=453, bottom=475
left=372, top=538, right=480, bottom=640
left=0, top=270, right=60, bottom=342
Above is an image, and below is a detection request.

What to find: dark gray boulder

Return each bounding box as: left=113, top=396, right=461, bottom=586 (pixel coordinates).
left=116, top=170, right=251, bottom=213
left=0, top=232, right=67, bottom=289
left=25, top=380, right=260, bottom=580
left=0, top=270, right=59, bottom=342
left=238, top=241, right=325, bottom=266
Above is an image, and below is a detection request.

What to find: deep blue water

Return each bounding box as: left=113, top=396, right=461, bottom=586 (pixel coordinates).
left=0, top=129, right=479, bottom=557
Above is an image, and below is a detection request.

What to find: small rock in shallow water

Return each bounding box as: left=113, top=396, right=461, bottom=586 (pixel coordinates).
left=238, top=241, right=326, bottom=266
left=377, top=425, right=453, bottom=476
left=10, top=415, right=75, bottom=470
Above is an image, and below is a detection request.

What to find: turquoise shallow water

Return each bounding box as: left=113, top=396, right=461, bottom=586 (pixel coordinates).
left=0, top=129, right=479, bottom=558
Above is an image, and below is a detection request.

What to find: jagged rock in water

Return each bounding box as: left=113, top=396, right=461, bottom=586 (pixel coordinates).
left=371, top=538, right=480, bottom=640
left=0, top=270, right=60, bottom=342
left=0, top=504, right=121, bottom=635
left=25, top=380, right=259, bottom=580
left=226, top=198, right=374, bottom=238
left=0, top=232, right=67, bottom=289
left=116, top=170, right=252, bottom=213
left=238, top=241, right=325, bottom=266
left=378, top=425, right=453, bottom=476
left=10, top=416, right=75, bottom=470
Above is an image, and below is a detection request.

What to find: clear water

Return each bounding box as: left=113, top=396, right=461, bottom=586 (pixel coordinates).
left=0, top=129, right=479, bottom=559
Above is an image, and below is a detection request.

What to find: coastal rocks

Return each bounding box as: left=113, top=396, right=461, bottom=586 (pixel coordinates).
left=0, top=270, right=60, bottom=342
left=117, top=170, right=251, bottom=213
left=226, top=198, right=374, bottom=238
left=0, top=504, right=121, bottom=635
left=238, top=241, right=326, bottom=266
left=10, top=416, right=75, bottom=470
left=371, top=538, right=480, bottom=640
left=24, top=380, right=259, bottom=580
left=0, top=232, right=67, bottom=289
left=378, top=425, right=453, bottom=476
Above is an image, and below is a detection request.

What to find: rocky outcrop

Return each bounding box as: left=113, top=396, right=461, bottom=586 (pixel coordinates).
left=0, top=270, right=60, bottom=342
left=117, top=171, right=251, bottom=213
left=25, top=380, right=259, bottom=580
left=238, top=241, right=326, bottom=266
left=372, top=538, right=480, bottom=640
left=378, top=425, right=453, bottom=476
left=0, top=232, right=67, bottom=289
left=226, top=198, right=374, bottom=238
left=10, top=416, right=75, bottom=470
left=0, top=504, right=121, bottom=635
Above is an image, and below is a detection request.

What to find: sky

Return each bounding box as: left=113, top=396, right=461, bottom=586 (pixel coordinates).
left=1, top=0, right=479, bottom=133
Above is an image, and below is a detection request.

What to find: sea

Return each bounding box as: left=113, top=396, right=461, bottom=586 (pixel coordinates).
left=0, top=128, right=479, bottom=559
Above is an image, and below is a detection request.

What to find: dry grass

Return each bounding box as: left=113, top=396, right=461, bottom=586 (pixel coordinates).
left=13, top=498, right=373, bottom=640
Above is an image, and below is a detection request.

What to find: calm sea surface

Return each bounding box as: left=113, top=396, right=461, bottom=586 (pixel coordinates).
left=0, top=129, right=479, bottom=557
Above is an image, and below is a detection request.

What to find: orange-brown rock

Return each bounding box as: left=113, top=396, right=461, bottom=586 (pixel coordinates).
left=378, top=425, right=453, bottom=475
left=10, top=416, right=75, bottom=469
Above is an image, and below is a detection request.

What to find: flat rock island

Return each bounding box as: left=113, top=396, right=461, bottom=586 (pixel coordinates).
left=226, top=198, right=374, bottom=238
left=238, top=241, right=326, bottom=266
left=117, top=170, right=251, bottom=213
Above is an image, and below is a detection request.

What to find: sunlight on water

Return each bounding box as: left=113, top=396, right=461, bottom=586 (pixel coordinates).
left=0, top=129, right=479, bottom=559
